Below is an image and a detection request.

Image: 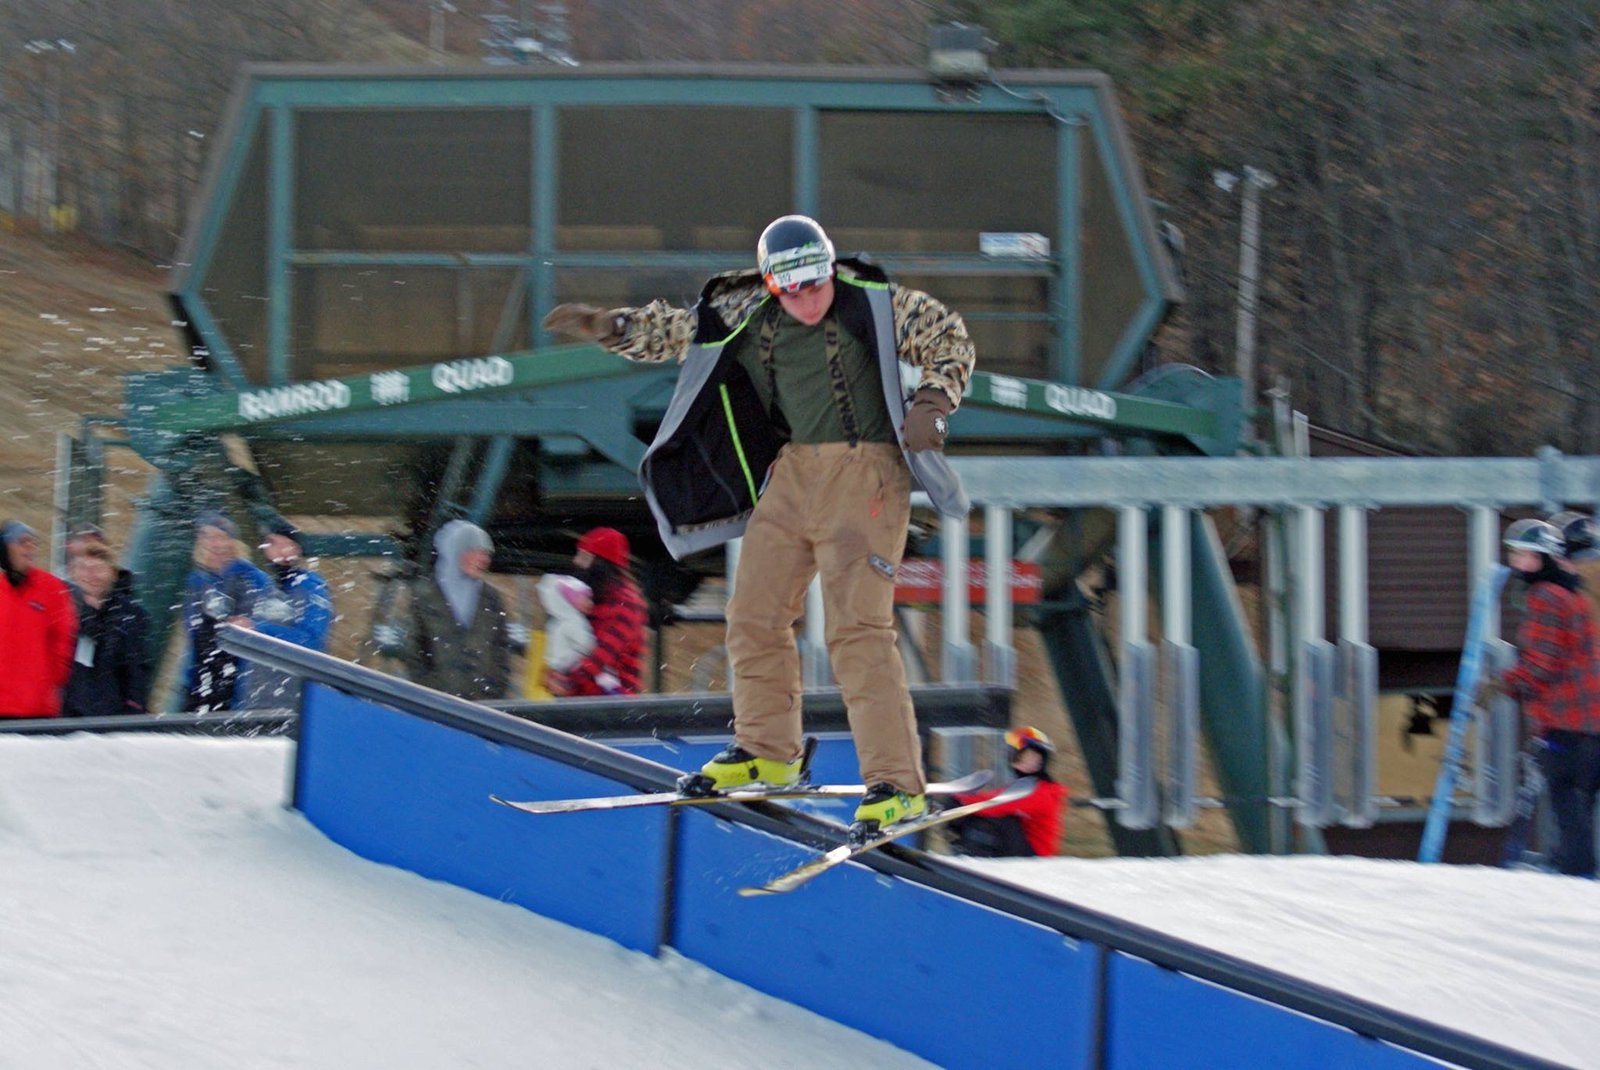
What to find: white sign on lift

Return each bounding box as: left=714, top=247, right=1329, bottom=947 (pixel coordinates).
left=979, top=231, right=1051, bottom=259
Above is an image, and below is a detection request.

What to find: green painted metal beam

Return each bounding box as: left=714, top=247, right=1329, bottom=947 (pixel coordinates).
left=140, top=344, right=637, bottom=434
left=135, top=342, right=1221, bottom=445
left=961, top=371, right=1218, bottom=441
left=248, top=68, right=1107, bottom=115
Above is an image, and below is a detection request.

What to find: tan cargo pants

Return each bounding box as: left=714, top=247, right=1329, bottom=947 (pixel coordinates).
left=725, top=441, right=924, bottom=793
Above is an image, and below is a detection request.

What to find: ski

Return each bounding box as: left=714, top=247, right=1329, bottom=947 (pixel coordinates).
left=492, top=769, right=993, bottom=816
left=737, top=776, right=1039, bottom=897
left=1420, top=563, right=1510, bottom=863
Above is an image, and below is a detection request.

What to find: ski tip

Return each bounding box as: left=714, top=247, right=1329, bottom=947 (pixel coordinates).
left=736, top=885, right=777, bottom=898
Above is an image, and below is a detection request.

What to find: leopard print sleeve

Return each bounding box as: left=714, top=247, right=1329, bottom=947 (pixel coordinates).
left=890, top=284, right=976, bottom=410
left=607, top=300, right=697, bottom=364
left=606, top=280, right=769, bottom=364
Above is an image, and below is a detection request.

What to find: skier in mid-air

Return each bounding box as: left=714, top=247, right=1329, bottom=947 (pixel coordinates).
left=544, top=215, right=974, bottom=838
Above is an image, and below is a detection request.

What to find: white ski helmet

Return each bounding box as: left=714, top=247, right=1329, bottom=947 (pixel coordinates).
left=1503, top=518, right=1565, bottom=558
left=757, top=215, right=835, bottom=295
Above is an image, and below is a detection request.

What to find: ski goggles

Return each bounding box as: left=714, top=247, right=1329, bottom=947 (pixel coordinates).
left=761, top=243, right=834, bottom=295
left=1005, top=726, right=1054, bottom=753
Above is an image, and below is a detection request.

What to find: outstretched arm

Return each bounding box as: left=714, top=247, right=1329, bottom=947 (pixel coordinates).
left=543, top=300, right=697, bottom=364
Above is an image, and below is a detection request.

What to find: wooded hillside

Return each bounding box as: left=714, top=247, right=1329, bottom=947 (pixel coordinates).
left=3, top=0, right=1595, bottom=456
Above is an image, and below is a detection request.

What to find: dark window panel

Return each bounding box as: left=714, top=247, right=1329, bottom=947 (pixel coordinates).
left=557, top=107, right=792, bottom=252
left=820, top=111, right=1056, bottom=253
left=296, top=109, right=532, bottom=253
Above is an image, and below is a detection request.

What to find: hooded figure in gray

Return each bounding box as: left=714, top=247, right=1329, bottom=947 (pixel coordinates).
left=405, top=520, right=510, bottom=700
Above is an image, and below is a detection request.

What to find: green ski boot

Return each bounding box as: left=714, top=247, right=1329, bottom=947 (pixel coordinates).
left=849, top=782, right=927, bottom=843
left=676, top=740, right=810, bottom=797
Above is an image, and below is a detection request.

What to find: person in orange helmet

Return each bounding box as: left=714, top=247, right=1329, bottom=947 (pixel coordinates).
left=946, top=726, right=1069, bottom=858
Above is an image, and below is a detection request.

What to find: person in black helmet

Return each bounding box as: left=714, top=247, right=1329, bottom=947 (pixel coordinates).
left=1549, top=511, right=1600, bottom=626
left=543, top=215, right=975, bottom=839
left=944, top=726, right=1069, bottom=858
left=1478, top=518, right=1600, bottom=878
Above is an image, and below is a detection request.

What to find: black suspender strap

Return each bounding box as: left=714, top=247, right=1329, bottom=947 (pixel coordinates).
left=758, top=305, right=860, bottom=447
left=822, top=313, right=860, bottom=447
left=756, top=306, right=789, bottom=439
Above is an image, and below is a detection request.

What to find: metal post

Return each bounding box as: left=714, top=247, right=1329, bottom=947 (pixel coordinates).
left=1117, top=505, right=1158, bottom=828
left=1475, top=638, right=1519, bottom=826
left=1161, top=506, right=1190, bottom=648
left=1295, top=506, right=1324, bottom=641
left=1294, top=504, right=1336, bottom=827
left=1469, top=507, right=1501, bottom=642
left=1336, top=506, right=1377, bottom=827
left=1468, top=506, right=1516, bottom=826
left=983, top=504, right=1015, bottom=687
left=1337, top=507, right=1367, bottom=648
left=52, top=431, right=72, bottom=574
left=1161, top=504, right=1199, bottom=827
left=1211, top=166, right=1277, bottom=437
left=941, top=511, right=975, bottom=682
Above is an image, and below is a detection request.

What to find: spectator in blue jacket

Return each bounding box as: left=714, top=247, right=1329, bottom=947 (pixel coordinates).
left=236, top=520, right=333, bottom=709
left=183, top=512, right=272, bottom=712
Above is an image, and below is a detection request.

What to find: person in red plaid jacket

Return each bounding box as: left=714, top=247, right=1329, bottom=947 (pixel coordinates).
left=1482, top=519, right=1600, bottom=877
left=546, top=527, right=647, bottom=697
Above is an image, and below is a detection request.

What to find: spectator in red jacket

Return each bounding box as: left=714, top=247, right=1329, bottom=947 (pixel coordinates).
left=547, top=527, right=647, bottom=697
left=0, top=520, right=78, bottom=717
left=946, top=725, right=1070, bottom=857
left=1482, top=519, right=1600, bottom=878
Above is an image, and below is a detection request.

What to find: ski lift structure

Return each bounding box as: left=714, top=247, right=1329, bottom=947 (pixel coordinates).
left=57, top=61, right=1600, bottom=858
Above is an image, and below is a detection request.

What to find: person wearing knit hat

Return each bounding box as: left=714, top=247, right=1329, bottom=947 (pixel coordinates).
left=0, top=519, right=78, bottom=717
left=546, top=527, right=646, bottom=697
left=576, top=526, right=630, bottom=568
left=195, top=511, right=240, bottom=540
left=182, top=511, right=272, bottom=712
left=1, top=519, right=37, bottom=551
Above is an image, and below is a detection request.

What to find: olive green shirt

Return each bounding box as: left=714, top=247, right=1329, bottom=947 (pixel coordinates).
left=732, top=310, right=895, bottom=445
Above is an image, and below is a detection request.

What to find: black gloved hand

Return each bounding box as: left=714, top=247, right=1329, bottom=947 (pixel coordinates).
left=902, top=387, right=953, bottom=452
left=543, top=303, right=625, bottom=344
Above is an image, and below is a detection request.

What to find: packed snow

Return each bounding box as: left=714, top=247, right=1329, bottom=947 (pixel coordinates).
left=1, top=733, right=1594, bottom=1069
left=0, top=735, right=933, bottom=1070
left=961, top=854, right=1599, bottom=1068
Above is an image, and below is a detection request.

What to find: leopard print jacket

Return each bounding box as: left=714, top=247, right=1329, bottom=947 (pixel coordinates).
left=603, top=266, right=975, bottom=409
